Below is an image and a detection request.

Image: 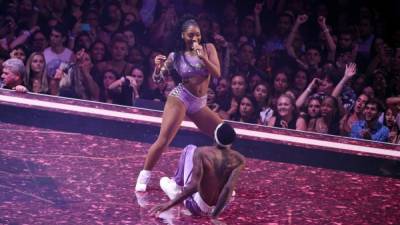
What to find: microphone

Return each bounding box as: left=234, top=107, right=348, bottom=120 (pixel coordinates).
left=192, top=41, right=200, bottom=56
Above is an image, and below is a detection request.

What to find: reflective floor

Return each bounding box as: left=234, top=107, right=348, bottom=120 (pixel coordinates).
left=1, top=121, right=400, bottom=225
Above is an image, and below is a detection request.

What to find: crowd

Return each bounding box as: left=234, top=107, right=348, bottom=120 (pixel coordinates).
left=1, top=0, right=400, bottom=144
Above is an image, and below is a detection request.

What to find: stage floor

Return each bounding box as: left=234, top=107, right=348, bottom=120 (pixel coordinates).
left=1, top=122, right=399, bottom=225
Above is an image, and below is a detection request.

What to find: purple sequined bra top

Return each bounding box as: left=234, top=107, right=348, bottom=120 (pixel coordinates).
left=169, top=52, right=209, bottom=78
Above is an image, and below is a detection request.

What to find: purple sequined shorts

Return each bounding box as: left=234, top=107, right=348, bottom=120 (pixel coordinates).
left=169, top=83, right=207, bottom=114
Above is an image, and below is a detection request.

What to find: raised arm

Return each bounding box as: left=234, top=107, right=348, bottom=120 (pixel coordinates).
left=253, top=2, right=263, bottom=37
left=386, top=96, right=400, bottom=105
left=285, top=14, right=308, bottom=59
left=108, top=76, right=140, bottom=99
left=331, top=63, right=356, bottom=98
left=317, top=16, right=336, bottom=61
left=77, top=50, right=99, bottom=101
left=10, top=26, right=40, bottom=50
left=152, top=52, right=175, bottom=83
left=296, top=78, right=320, bottom=109
left=211, top=155, right=245, bottom=218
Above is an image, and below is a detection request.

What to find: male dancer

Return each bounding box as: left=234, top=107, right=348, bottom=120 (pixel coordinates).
left=150, top=123, right=245, bottom=218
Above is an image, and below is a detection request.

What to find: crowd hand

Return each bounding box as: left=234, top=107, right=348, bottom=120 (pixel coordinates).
left=76, top=50, right=93, bottom=74
left=308, top=78, right=321, bottom=91
left=13, top=85, right=27, bottom=93
left=10, top=49, right=20, bottom=58
left=344, top=63, right=357, bottom=78
left=213, top=34, right=228, bottom=48
left=254, top=1, right=263, bottom=16
left=54, top=68, right=64, bottom=80
left=280, top=120, right=288, bottom=128
left=227, top=98, right=238, bottom=115
left=389, top=131, right=397, bottom=142
left=296, top=14, right=308, bottom=25
left=361, top=129, right=371, bottom=139
left=79, top=59, right=93, bottom=75
left=75, top=49, right=86, bottom=62
left=125, top=76, right=138, bottom=89
left=317, top=16, right=327, bottom=28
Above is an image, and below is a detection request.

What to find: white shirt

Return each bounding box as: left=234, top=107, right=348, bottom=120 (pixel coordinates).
left=43, top=47, right=73, bottom=65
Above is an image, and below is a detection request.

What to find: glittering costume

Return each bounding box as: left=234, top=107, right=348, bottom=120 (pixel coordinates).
left=154, top=49, right=209, bottom=114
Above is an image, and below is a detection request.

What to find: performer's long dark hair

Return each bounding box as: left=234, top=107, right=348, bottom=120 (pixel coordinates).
left=166, top=15, right=201, bottom=53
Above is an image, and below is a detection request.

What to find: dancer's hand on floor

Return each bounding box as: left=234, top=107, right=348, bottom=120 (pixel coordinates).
left=149, top=202, right=170, bottom=216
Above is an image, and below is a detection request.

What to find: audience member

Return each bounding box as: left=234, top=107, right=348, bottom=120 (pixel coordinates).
left=25, top=52, right=48, bottom=93
left=1, top=58, right=27, bottom=92
left=350, top=98, right=389, bottom=142
left=268, top=94, right=306, bottom=130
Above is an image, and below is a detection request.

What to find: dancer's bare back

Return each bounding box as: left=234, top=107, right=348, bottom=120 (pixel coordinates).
left=195, top=146, right=245, bottom=209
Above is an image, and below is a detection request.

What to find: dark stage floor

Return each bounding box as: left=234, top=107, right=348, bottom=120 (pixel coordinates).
left=1, top=122, right=400, bottom=225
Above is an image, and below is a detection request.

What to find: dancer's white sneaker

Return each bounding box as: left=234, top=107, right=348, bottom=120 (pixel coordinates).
left=160, top=177, right=182, bottom=200
left=135, top=170, right=151, bottom=192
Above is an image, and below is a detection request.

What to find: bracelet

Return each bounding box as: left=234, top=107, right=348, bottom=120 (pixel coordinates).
left=152, top=72, right=164, bottom=83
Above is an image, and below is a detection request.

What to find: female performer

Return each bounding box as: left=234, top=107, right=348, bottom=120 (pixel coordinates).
left=135, top=18, right=222, bottom=191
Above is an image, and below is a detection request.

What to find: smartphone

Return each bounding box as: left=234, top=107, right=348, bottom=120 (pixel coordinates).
left=80, top=23, right=91, bottom=32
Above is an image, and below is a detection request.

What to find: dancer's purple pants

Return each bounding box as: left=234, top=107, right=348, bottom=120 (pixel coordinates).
left=172, top=145, right=214, bottom=216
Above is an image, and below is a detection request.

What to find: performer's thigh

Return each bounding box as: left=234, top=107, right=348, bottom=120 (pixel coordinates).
left=188, top=106, right=223, bottom=137
left=158, top=96, right=187, bottom=144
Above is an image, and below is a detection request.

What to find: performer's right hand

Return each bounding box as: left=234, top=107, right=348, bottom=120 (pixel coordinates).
left=154, top=55, right=167, bottom=71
